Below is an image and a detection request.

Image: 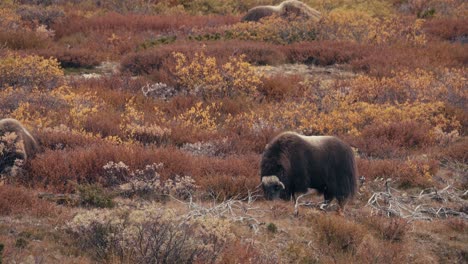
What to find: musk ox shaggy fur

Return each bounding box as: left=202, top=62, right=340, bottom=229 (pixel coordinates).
left=0, top=118, right=39, bottom=175
left=261, top=132, right=357, bottom=208
left=242, top=0, right=321, bottom=22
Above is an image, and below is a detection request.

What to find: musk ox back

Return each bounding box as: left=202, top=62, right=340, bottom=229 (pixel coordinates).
left=261, top=132, right=357, bottom=207
left=0, top=118, right=38, bottom=175
left=242, top=0, right=321, bottom=22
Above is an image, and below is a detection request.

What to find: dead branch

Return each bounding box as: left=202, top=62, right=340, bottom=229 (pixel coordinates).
left=366, top=182, right=468, bottom=221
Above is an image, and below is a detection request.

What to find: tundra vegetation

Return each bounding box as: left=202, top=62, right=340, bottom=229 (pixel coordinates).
left=0, top=0, right=467, bottom=263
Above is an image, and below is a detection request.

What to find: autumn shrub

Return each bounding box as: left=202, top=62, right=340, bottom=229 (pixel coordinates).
left=0, top=30, right=49, bottom=50
left=285, top=40, right=369, bottom=65
left=28, top=143, right=258, bottom=194
left=436, top=137, right=468, bottom=163
left=259, top=74, right=305, bottom=101
left=2, top=86, right=102, bottom=131
left=120, top=98, right=172, bottom=145
left=82, top=109, right=123, bottom=138
left=197, top=174, right=258, bottom=200
left=16, top=5, right=64, bottom=28
left=424, top=18, right=468, bottom=42
left=348, top=121, right=435, bottom=158
left=53, top=12, right=239, bottom=38
left=220, top=240, right=273, bottom=264
left=77, top=183, right=115, bottom=208
left=173, top=51, right=262, bottom=98
left=359, top=216, right=409, bottom=242
left=67, top=206, right=232, bottom=263
left=351, top=42, right=467, bottom=77
left=318, top=10, right=426, bottom=45
left=346, top=68, right=467, bottom=104
left=34, top=126, right=102, bottom=150
left=357, top=158, right=439, bottom=188
left=311, top=214, right=366, bottom=254
left=354, top=237, right=406, bottom=263
left=37, top=47, right=101, bottom=68
left=225, top=15, right=318, bottom=44
left=0, top=185, right=56, bottom=217
left=0, top=53, right=63, bottom=91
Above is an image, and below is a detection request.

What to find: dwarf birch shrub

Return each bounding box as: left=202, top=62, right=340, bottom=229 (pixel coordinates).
left=173, top=51, right=262, bottom=99
left=67, top=205, right=231, bottom=263
left=225, top=16, right=318, bottom=44
left=0, top=53, right=63, bottom=91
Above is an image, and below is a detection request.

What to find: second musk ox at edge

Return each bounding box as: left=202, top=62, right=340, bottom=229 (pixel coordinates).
left=261, top=132, right=357, bottom=209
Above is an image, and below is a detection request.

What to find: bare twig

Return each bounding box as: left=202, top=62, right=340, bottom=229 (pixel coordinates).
left=367, top=182, right=468, bottom=221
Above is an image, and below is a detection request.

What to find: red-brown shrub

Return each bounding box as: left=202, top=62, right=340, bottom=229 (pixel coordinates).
left=348, top=121, right=435, bottom=158
left=424, top=18, right=468, bottom=42
left=37, top=47, right=101, bottom=68
left=0, top=185, right=56, bottom=217
left=28, top=142, right=259, bottom=194
left=311, top=214, right=367, bottom=253
left=34, top=128, right=102, bottom=150
left=53, top=13, right=239, bottom=38
left=259, top=74, right=305, bottom=102
left=359, top=216, right=409, bottom=242
left=0, top=30, right=48, bottom=50
left=357, top=158, right=439, bottom=188
left=220, top=241, right=271, bottom=264
left=82, top=110, right=123, bottom=138
left=285, top=41, right=369, bottom=66
left=437, top=138, right=468, bottom=163
left=351, top=43, right=467, bottom=77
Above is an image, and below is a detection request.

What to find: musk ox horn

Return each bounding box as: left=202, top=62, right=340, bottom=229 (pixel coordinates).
left=262, top=176, right=285, bottom=189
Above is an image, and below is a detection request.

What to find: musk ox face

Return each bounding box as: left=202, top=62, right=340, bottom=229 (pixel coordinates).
left=262, top=175, right=285, bottom=200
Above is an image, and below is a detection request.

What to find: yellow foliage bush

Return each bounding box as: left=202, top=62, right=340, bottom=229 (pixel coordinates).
left=50, top=86, right=101, bottom=128
left=347, top=69, right=463, bottom=103
left=318, top=10, right=426, bottom=45
left=120, top=98, right=171, bottom=144
left=177, top=102, right=223, bottom=132
left=228, top=99, right=459, bottom=137
left=0, top=8, right=22, bottom=31
left=314, top=101, right=460, bottom=135
left=0, top=53, right=63, bottom=91
left=173, top=51, right=262, bottom=99
left=225, top=16, right=318, bottom=44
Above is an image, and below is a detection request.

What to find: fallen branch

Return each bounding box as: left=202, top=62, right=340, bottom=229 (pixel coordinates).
left=366, top=182, right=468, bottom=221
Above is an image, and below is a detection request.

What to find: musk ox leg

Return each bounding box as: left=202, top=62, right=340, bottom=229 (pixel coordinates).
left=323, top=191, right=333, bottom=204
left=337, top=197, right=348, bottom=216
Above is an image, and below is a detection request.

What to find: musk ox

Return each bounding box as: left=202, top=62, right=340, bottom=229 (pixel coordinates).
left=242, top=0, right=321, bottom=22
left=0, top=118, right=39, bottom=175
left=261, top=132, right=357, bottom=209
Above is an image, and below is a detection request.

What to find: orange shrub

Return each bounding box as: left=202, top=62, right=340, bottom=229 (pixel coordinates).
left=0, top=30, right=48, bottom=50
left=53, top=13, right=239, bottom=38
left=225, top=15, right=318, bottom=44
left=173, top=51, right=262, bottom=98
left=348, top=121, right=435, bottom=158
left=424, top=18, right=468, bottom=42
left=318, top=11, right=426, bottom=45
left=259, top=74, right=305, bottom=101
left=357, top=158, right=439, bottom=188
left=37, top=47, right=101, bottom=68
left=28, top=143, right=259, bottom=194
left=0, top=185, right=57, bottom=217
left=0, top=53, right=63, bottom=91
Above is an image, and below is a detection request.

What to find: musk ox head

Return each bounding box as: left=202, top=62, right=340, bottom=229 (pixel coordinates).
left=262, top=175, right=285, bottom=200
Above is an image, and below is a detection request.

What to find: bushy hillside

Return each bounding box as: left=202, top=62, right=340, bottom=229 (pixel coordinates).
left=0, top=0, right=466, bottom=263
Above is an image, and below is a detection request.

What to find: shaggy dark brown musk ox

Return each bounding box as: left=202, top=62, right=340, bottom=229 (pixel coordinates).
left=242, top=0, right=321, bottom=22
left=260, top=132, right=357, bottom=210
left=0, top=118, right=39, bottom=175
